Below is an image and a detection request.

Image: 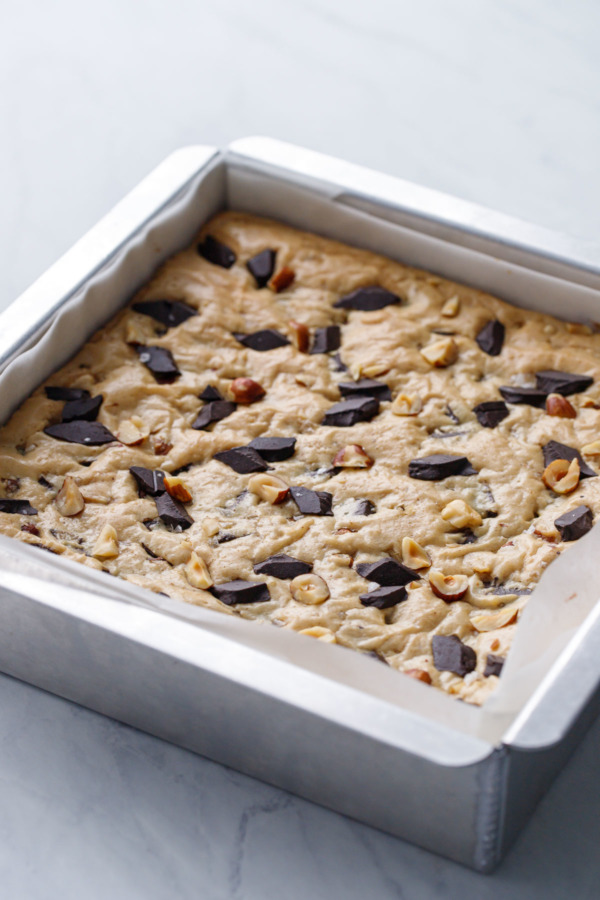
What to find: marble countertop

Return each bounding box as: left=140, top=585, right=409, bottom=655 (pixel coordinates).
left=1, top=0, right=599, bottom=896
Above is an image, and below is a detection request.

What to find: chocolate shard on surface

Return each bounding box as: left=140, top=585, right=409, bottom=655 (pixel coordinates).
left=236, top=329, right=290, bottom=352
left=338, top=379, right=392, bottom=401
left=45, top=387, right=90, bottom=402
left=192, top=400, right=236, bottom=430
left=132, top=299, right=197, bottom=328
left=199, top=385, right=224, bottom=402
left=0, top=499, right=37, bottom=515
left=135, top=345, right=181, bottom=383
left=475, top=320, right=505, bottom=356
left=432, top=634, right=477, bottom=676
left=332, top=352, right=348, bottom=371
left=246, top=249, right=276, bottom=288
left=310, top=326, right=341, bottom=355
left=253, top=554, right=312, bottom=579
left=473, top=400, right=509, bottom=428
left=484, top=653, right=505, bottom=678
left=542, top=440, right=596, bottom=478
left=247, top=436, right=297, bottom=461
left=214, top=446, right=269, bottom=474
left=130, top=466, right=166, bottom=497
left=408, top=454, right=477, bottom=480
left=334, top=286, right=401, bottom=311
left=44, top=421, right=116, bottom=445
left=354, top=498, right=376, bottom=516
left=355, top=558, right=420, bottom=586
left=359, top=584, right=408, bottom=609
left=210, top=579, right=271, bottom=605
left=62, top=394, right=103, bottom=423
left=289, top=486, right=333, bottom=516
left=499, top=385, right=548, bottom=407
left=534, top=369, right=594, bottom=396
left=197, top=235, right=236, bottom=269
left=554, top=505, right=594, bottom=541
left=155, top=492, right=194, bottom=531
left=323, top=396, right=380, bottom=427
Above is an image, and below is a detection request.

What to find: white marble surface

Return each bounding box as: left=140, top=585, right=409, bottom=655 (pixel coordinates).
left=1, top=0, right=600, bottom=896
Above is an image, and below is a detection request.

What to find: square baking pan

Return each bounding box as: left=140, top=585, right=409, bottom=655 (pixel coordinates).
left=1, top=137, right=599, bottom=872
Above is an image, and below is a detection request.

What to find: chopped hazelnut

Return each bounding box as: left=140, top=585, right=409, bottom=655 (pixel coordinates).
left=163, top=475, right=193, bottom=503
left=471, top=607, right=518, bottom=632
left=185, top=551, right=213, bottom=590
left=92, top=524, right=119, bottom=559
left=333, top=444, right=374, bottom=468
left=230, top=377, right=265, bottom=403
left=581, top=398, right=600, bottom=409
left=118, top=418, right=146, bottom=445
left=55, top=476, right=85, bottom=517
left=401, top=537, right=431, bottom=570
left=356, top=362, right=390, bottom=379
left=490, top=638, right=501, bottom=651
left=405, top=668, right=432, bottom=684
left=298, top=626, right=336, bottom=643
left=290, top=573, right=330, bottom=605
left=441, top=295, right=460, bottom=317
left=581, top=440, right=600, bottom=455
left=248, top=473, right=290, bottom=504
left=391, top=393, right=422, bottom=416
left=441, top=499, right=483, bottom=529
left=153, top=436, right=172, bottom=456
left=545, top=393, right=576, bottom=418
left=429, top=569, right=469, bottom=602
left=269, top=266, right=295, bottom=293
left=420, top=337, right=458, bottom=367
left=566, top=322, right=593, bottom=335
left=288, top=321, right=310, bottom=352
left=542, top=458, right=580, bottom=494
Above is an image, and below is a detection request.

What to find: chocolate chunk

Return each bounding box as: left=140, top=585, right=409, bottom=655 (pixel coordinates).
left=45, top=386, right=90, bottom=401
left=215, top=531, right=243, bottom=544
left=473, top=400, right=509, bottom=428
left=192, top=400, right=236, bottom=430
left=142, top=518, right=160, bottom=531
left=359, top=585, right=408, bottom=609
left=446, top=405, right=460, bottom=424
left=354, top=499, right=376, bottom=516
left=289, top=486, right=333, bottom=516
left=475, top=320, right=505, bottom=356
left=141, top=542, right=161, bottom=560
left=44, top=421, right=116, bottom=445
left=408, top=454, right=477, bottom=480
left=459, top=529, right=478, bottom=545
left=62, top=394, right=103, bottom=423
left=247, top=436, right=296, bottom=461
left=253, top=554, right=312, bottom=579
left=310, top=326, right=341, bottom=355
left=198, top=235, right=236, bottom=269
left=432, top=634, right=477, bottom=676
left=214, top=446, right=269, bottom=474
left=247, top=249, right=276, bottom=288
left=542, top=440, right=596, bottom=478
left=155, top=492, right=194, bottom=531
left=130, top=466, right=166, bottom=497
left=499, top=385, right=548, bottom=407
left=338, top=379, right=392, bottom=401
left=132, top=299, right=197, bottom=328
left=136, top=345, right=181, bottom=383
left=199, top=385, right=223, bottom=402
left=554, top=505, right=594, bottom=541
left=335, top=286, right=400, bottom=311
left=323, top=396, right=379, bottom=427
left=332, top=352, right=348, bottom=371
left=236, top=329, right=290, bottom=352
left=210, top=580, right=270, bottom=605
left=535, top=369, right=594, bottom=396
left=484, top=654, right=505, bottom=678
left=38, top=476, right=53, bottom=489
left=356, top=558, right=419, bottom=586
left=0, top=499, right=37, bottom=515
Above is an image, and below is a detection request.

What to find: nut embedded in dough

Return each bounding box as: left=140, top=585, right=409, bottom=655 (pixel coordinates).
left=581, top=439, right=600, bottom=455
left=545, top=393, right=576, bottom=419
left=229, top=377, right=266, bottom=403
left=163, top=474, right=193, bottom=503
left=420, top=337, right=458, bottom=367
left=401, top=537, right=431, bottom=570
left=54, top=476, right=85, bottom=517
left=332, top=444, right=374, bottom=468
left=117, top=418, right=146, bottom=445
left=441, top=295, right=460, bottom=317
left=299, top=625, right=336, bottom=643
left=471, top=607, right=518, bottom=632
left=92, top=524, right=119, bottom=560
left=185, top=551, right=213, bottom=590
left=248, top=473, right=290, bottom=504
left=542, top=458, right=580, bottom=494
left=290, top=573, right=330, bottom=605
left=429, top=570, right=469, bottom=602
left=288, top=320, right=310, bottom=352
left=441, top=499, right=483, bottom=529
left=404, top=668, right=432, bottom=684
left=391, top=393, right=422, bottom=417
left=269, top=266, right=295, bottom=293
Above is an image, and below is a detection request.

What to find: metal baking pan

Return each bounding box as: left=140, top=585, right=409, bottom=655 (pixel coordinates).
left=1, top=137, right=600, bottom=872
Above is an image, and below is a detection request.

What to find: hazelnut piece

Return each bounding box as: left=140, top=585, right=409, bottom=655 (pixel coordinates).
left=153, top=436, right=173, bottom=456
left=391, top=393, right=422, bottom=416
left=405, top=668, right=432, bottom=684
left=353, top=362, right=390, bottom=379
left=441, top=499, right=483, bottom=529
left=332, top=444, right=374, bottom=468
left=542, top=458, right=580, bottom=494
left=269, top=266, right=295, bottom=293
left=471, top=607, right=518, bottom=632
left=118, top=418, right=146, bottom=445
left=581, top=440, right=600, bottom=456
left=441, top=295, right=460, bottom=317
left=288, top=321, right=310, bottom=353
left=230, top=377, right=266, bottom=404
left=298, top=626, right=336, bottom=643
left=545, top=393, right=576, bottom=418
left=185, top=551, right=213, bottom=590
left=55, top=476, right=85, bottom=517
left=248, top=473, right=290, bottom=504
left=290, top=573, right=330, bottom=605
left=401, top=537, right=431, bottom=570
left=92, top=524, right=119, bottom=560
left=429, top=569, right=469, bottom=602
left=420, top=337, right=458, bottom=367
left=163, top=475, right=193, bottom=503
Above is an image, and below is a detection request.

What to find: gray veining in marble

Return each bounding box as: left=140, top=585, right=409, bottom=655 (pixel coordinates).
left=1, top=0, right=599, bottom=896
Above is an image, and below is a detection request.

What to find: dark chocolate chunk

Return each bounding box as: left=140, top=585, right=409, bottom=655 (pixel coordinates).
left=192, top=400, right=236, bottom=430
left=142, top=518, right=160, bottom=531
left=499, top=385, right=548, bottom=407
left=323, top=396, right=380, bottom=427
left=215, top=531, right=243, bottom=544
left=484, top=654, right=505, bottom=678
left=141, top=542, right=161, bottom=560
left=359, top=585, right=408, bottom=609
left=62, top=394, right=103, bottom=423
left=446, top=405, right=460, bottom=424
left=554, top=505, right=594, bottom=542
left=132, top=299, right=197, bottom=328
left=0, top=499, right=37, bottom=515
left=247, top=249, right=276, bottom=288
left=338, top=379, right=392, bottom=401
left=332, top=352, right=348, bottom=371
left=310, top=326, right=341, bottom=355
left=210, top=579, right=270, bottom=605
left=247, top=436, right=296, bottom=462
left=542, top=440, right=596, bottom=478
left=473, top=400, right=509, bottom=428
left=236, top=329, right=290, bottom=352
left=354, top=499, right=376, bottom=516
left=38, top=476, right=53, bottom=489
left=432, top=634, right=477, bottom=676
left=335, top=286, right=400, bottom=311
left=45, top=386, right=90, bottom=402
left=136, top=345, right=181, bottom=383
left=130, top=466, right=166, bottom=497
left=356, top=558, right=419, bottom=586
left=475, top=320, right=505, bottom=356
left=535, top=369, right=593, bottom=396
left=197, top=235, right=236, bottom=269
left=44, top=421, right=116, bottom=445
left=214, top=446, right=269, bottom=474
left=155, top=492, right=194, bottom=531
left=458, top=529, right=478, bottom=545
left=408, top=454, right=477, bottom=480
left=253, top=554, right=312, bottom=579
left=199, top=385, right=224, bottom=402
left=289, top=486, right=333, bottom=516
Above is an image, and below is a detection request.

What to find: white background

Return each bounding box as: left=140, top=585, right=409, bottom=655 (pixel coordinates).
left=1, top=1, right=599, bottom=896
